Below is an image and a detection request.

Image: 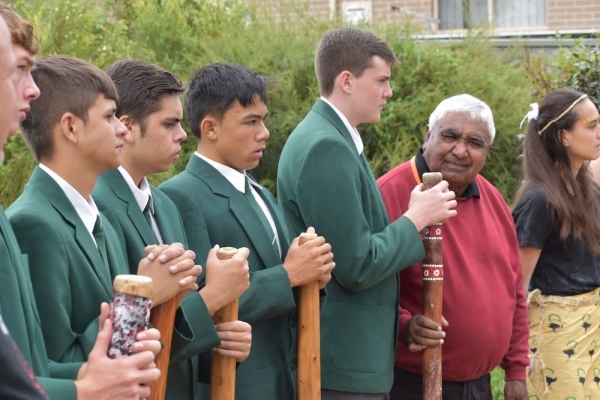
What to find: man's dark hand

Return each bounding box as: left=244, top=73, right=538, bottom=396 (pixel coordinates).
left=403, top=314, right=448, bottom=352
left=504, top=380, right=527, bottom=400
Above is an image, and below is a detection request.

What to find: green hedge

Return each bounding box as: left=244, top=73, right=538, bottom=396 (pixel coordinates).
left=3, top=0, right=541, bottom=208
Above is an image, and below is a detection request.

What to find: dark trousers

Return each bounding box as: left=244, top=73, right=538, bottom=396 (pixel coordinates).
left=390, top=367, right=492, bottom=400
left=321, top=389, right=390, bottom=400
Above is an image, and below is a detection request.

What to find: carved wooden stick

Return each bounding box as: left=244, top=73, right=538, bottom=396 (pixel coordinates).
left=146, top=271, right=180, bottom=400
left=297, top=232, right=321, bottom=400
left=421, top=172, right=444, bottom=400
left=209, top=247, right=239, bottom=400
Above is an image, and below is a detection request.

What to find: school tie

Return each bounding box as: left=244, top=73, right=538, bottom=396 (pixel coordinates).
left=243, top=177, right=279, bottom=257
left=93, top=215, right=108, bottom=263
left=143, top=198, right=153, bottom=230
left=92, top=216, right=112, bottom=288
left=143, top=197, right=159, bottom=243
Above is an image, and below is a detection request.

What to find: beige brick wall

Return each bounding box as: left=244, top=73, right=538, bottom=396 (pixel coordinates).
left=252, top=0, right=330, bottom=21
left=251, top=0, right=600, bottom=32
left=547, top=0, right=600, bottom=30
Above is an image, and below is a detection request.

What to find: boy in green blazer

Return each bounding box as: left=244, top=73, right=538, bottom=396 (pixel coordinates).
left=0, top=6, right=164, bottom=399
left=160, top=62, right=335, bottom=400
left=93, top=59, right=252, bottom=399
left=277, top=27, right=457, bottom=398
left=7, top=55, right=203, bottom=395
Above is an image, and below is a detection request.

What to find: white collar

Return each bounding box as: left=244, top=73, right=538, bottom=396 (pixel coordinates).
left=195, top=152, right=247, bottom=193
left=320, top=96, right=364, bottom=155
left=118, top=166, right=153, bottom=213
left=39, top=163, right=100, bottom=234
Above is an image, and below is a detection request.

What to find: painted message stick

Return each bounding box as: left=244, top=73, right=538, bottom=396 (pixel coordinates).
left=421, top=172, right=444, bottom=400
left=109, top=274, right=153, bottom=359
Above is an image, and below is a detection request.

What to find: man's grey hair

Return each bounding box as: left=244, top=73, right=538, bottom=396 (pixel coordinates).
left=428, top=94, right=496, bottom=143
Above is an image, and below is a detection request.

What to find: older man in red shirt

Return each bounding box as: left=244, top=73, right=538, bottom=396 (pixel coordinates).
left=377, top=94, right=529, bottom=400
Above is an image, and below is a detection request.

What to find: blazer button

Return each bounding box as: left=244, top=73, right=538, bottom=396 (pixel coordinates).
left=290, top=361, right=297, bottom=370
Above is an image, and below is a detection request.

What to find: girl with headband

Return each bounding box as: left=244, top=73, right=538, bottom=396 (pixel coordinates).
left=512, top=87, right=600, bottom=398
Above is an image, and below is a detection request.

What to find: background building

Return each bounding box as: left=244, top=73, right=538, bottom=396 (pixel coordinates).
left=254, top=0, right=599, bottom=35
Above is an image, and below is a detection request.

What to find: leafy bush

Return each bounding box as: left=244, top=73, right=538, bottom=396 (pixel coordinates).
left=559, top=42, right=600, bottom=105
left=3, top=0, right=539, bottom=207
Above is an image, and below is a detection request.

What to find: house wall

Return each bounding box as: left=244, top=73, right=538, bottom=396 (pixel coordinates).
left=252, top=0, right=600, bottom=32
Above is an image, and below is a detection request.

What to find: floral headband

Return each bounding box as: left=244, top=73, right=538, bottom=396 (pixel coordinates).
left=520, top=94, right=588, bottom=135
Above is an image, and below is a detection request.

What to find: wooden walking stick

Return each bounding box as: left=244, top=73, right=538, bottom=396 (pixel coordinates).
left=210, top=247, right=239, bottom=400
left=421, top=172, right=444, bottom=400
left=148, top=273, right=189, bottom=399
left=297, top=232, right=320, bottom=400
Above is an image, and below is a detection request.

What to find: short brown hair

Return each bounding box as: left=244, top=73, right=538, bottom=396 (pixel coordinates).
left=21, top=55, right=119, bottom=161
left=315, top=26, right=398, bottom=97
left=106, top=59, right=184, bottom=137
left=0, top=3, right=39, bottom=55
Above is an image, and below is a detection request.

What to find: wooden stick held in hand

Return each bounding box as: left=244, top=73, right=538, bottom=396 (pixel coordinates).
left=297, top=232, right=321, bottom=400
left=421, top=172, right=444, bottom=400
left=148, top=272, right=185, bottom=400
left=210, top=247, right=239, bottom=400
left=109, top=275, right=153, bottom=358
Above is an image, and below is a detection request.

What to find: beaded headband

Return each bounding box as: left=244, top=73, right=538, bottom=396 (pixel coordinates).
left=538, top=94, right=588, bottom=135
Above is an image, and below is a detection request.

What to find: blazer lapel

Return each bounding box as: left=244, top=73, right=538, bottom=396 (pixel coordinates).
left=249, top=177, right=290, bottom=260
left=31, top=167, right=112, bottom=296
left=312, top=100, right=389, bottom=224
left=312, top=99, right=360, bottom=157
left=102, top=170, right=158, bottom=246
left=186, top=157, right=281, bottom=268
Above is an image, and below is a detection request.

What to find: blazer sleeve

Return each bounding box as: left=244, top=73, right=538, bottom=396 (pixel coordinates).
left=295, top=138, right=424, bottom=292
left=9, top=212, right=99, bottom=363
left=37, top=377, right=77, bottom=400
left=238, top=263, right=295, bottom=324
left=170, top=292, right=220, bottom=363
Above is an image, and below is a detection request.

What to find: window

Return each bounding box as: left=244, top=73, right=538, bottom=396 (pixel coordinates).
left=342, top=1, right=372, bottom=25
left=438, top=0, right=546, bottom=30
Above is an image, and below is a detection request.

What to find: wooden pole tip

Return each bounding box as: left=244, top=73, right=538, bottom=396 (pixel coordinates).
left=422, top=172, right=443, bottom=189
left=217, top=246, right=238, bottom=260
left=112, top=274, right=153, bottom=298
left=299, top=232, right=318, bottom=245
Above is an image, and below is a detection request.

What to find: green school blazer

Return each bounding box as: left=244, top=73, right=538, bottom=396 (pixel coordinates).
left=277, top=99, right=425, bottom=393
left=160, top=156, right=301, bottom=400
left=7, top=167, right=193, bottom=373
left=93, top=169, right=220, bottom=399
left=0, top=206, right=79, bottom=399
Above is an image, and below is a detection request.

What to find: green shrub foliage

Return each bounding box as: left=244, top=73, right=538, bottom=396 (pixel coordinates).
left=3, top=0, right=540, bottom=207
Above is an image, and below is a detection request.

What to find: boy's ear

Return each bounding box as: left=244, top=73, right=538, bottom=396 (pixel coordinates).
left=58, top=112, right=81, bottom=144
left=200, top=116, right=219, bottom=140
left=338, top=70, right=353, bottom=95
left=119, top=115, right=137, bottom=143
left=119, top=115, right=132, bottom=129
